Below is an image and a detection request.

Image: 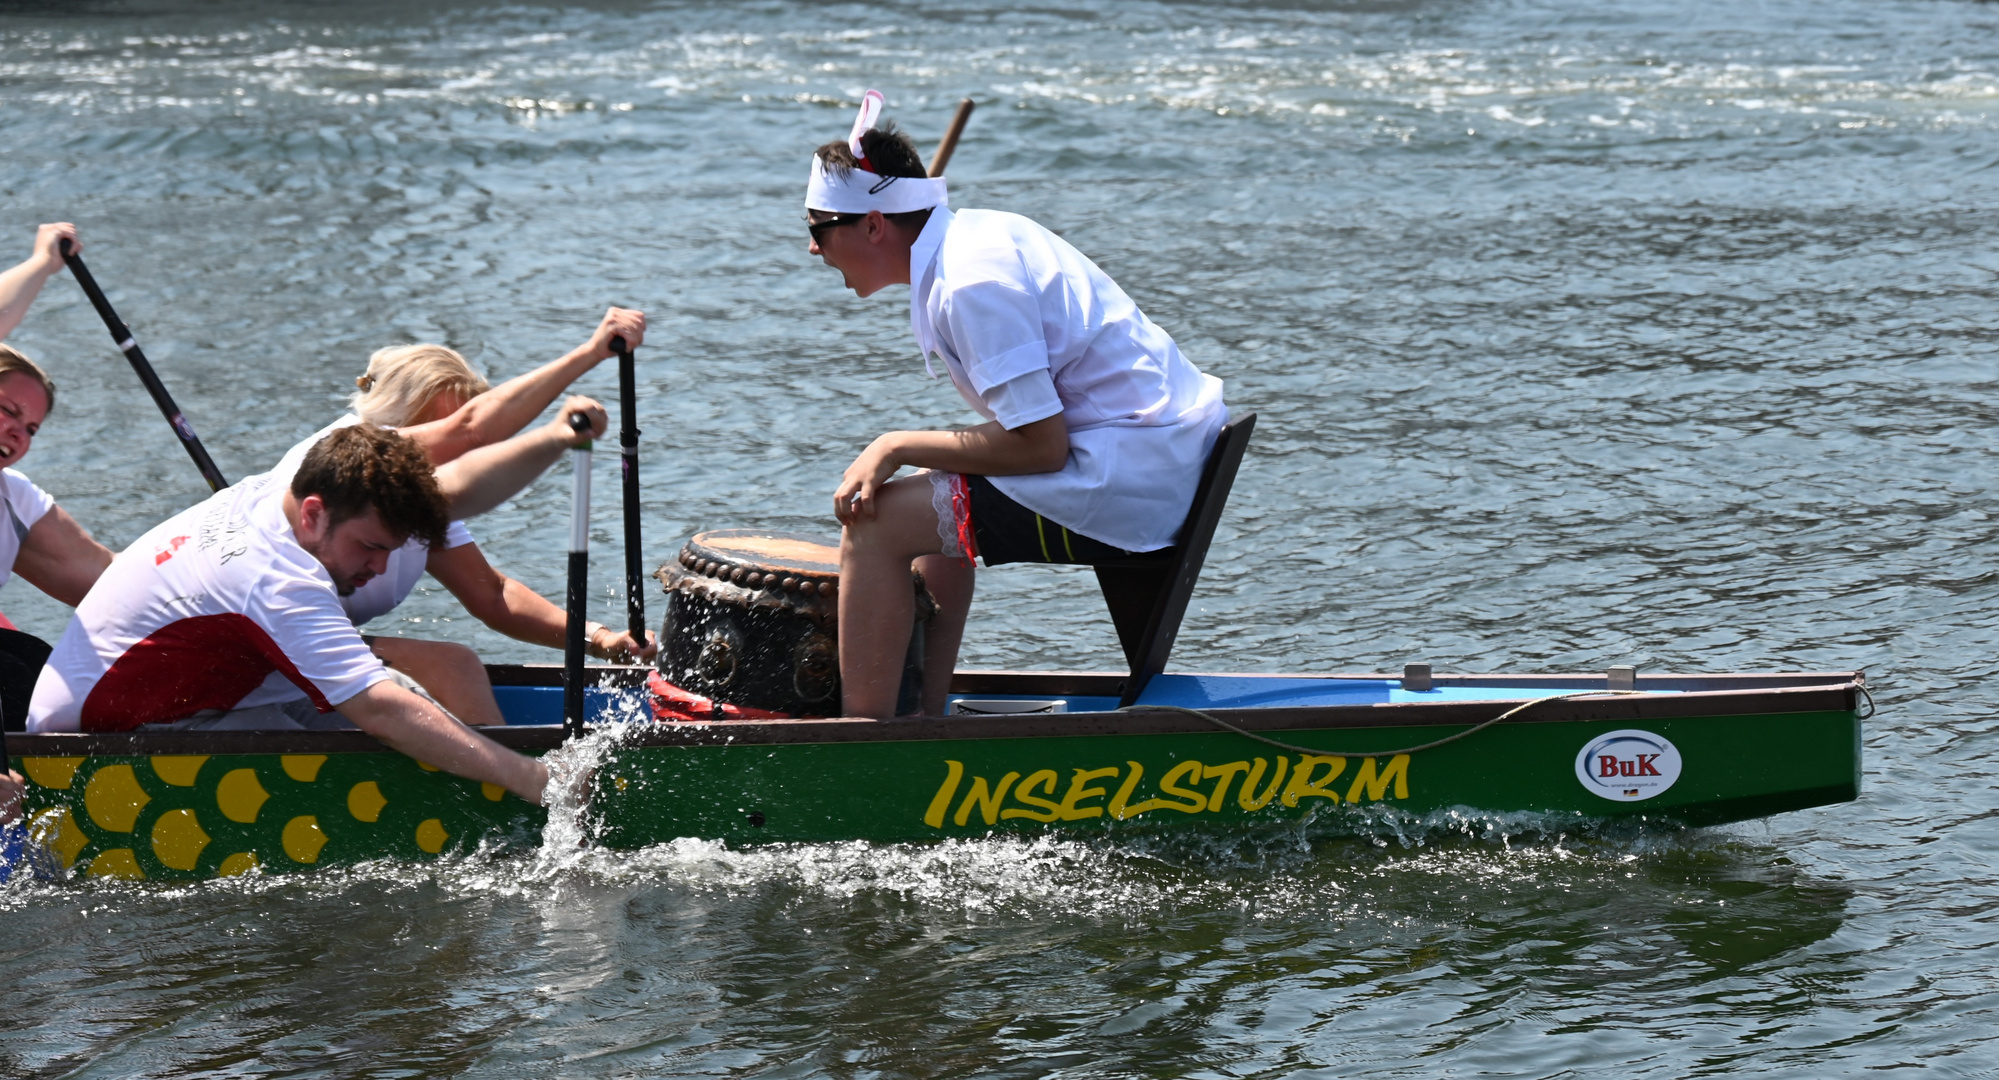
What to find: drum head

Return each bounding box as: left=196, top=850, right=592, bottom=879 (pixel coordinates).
left=686, top=530, right=839, bottom=582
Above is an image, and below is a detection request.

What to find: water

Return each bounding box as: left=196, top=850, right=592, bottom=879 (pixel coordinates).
left=3, top=0, right=1996, bottom=1073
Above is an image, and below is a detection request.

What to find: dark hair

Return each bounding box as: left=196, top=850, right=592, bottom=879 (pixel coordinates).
left=292, top=423, right=449, bottom=548
left=814, top=120, right=934, bottom=232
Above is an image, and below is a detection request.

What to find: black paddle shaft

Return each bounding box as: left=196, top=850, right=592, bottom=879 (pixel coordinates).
left=612, top=337, right=646, bottom=642
left=58, top=240, right=228, bottom=492
left=563, top=549, right=588, bottom=740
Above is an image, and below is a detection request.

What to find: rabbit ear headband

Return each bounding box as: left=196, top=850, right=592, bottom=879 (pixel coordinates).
left=804, top=90, right=948, bottom=215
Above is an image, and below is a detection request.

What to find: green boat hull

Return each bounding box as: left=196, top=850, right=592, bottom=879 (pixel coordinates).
left=10, top=668, right=1865, bottom=881
left=594, top=708, right=1860, bottom=846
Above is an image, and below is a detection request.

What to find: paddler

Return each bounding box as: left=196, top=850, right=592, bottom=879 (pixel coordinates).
left=0, top=225, right=120, bottom=739
left=806, top=92, right=1228, bottom=718
left=0, top=346, right=116, bottom=629
left=25, top=416, right=603, bottom=804
left=266, top=309, right=657, bottom=726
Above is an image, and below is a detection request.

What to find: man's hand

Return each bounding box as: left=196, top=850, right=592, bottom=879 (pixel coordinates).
left=588, top=626, right=659, bottom=664
left=339, top=681, right=549, bottom=804
left=1, top=768, right=25, bottom=827
left=30, top=223, right=78, bottom=276
left=834, top=434, right=903, bottom=525
left=551, top=396, right=608, bottom=445
left=586, top=307, right=646, bottom=361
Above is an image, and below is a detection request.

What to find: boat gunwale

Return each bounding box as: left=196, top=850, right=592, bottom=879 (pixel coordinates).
left=5, top=672, right=1864, bottom=756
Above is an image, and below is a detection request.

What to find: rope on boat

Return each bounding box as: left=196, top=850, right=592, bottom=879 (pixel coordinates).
left=1119, top=691, right=1652, bottom=758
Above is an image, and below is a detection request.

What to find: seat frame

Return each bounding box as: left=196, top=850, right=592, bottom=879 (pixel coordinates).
left=1091, top=411, right=1256, bottom=707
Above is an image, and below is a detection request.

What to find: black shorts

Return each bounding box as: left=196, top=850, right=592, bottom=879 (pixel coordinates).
left=966, top=474, right=1134, bottom=566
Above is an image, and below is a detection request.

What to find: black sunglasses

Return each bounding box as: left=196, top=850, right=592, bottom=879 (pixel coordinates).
left=806, top=213, right=866, bottom=242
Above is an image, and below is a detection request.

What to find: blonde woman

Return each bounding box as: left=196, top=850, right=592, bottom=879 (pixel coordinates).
left=2, top=222, right=106, bottom=828
left=0, top=224, right=113, bottom=616
left=259, top=307, right=655, bottom=726
left=0, top=346, right=116, bottom=736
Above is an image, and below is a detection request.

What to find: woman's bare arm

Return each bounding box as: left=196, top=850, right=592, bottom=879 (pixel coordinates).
left=13, top=504, right=114, bottom=607
left=427, top=542, right=656, bottom=660
left=397, top=306, right=646, bottom=464
left=0, top=224, right=77, bottom=341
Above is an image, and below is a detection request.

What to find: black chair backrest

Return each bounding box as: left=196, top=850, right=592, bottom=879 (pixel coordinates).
left=1093, top=411, right=1255, bottom=707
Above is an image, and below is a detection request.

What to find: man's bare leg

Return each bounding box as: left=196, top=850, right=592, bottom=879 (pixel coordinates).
left=839, top=477, right=948, bottom=719
left=912, top=553, right=973, bottom=717
left=369, top=636, right=506, bottom=726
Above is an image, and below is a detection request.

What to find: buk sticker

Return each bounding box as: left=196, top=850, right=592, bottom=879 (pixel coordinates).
left=1575, top=729, right=1682, bottom=802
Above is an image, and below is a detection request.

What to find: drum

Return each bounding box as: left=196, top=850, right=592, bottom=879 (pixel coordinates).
left=654, top=530, right=934, bottom=716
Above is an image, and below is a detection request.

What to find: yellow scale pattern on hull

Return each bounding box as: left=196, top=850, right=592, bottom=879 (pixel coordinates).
left=17, top=748, right=539, bottom=880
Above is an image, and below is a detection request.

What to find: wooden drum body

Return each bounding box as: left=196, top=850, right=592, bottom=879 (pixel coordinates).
left=655, top=531, right=842, bottom=715
left=654, top=530, right=934, bottom=717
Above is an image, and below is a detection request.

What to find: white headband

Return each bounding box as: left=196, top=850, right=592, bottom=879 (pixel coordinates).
left=804, top=89, right=950, bottom=215
left=805, top=155, right=949, bottom=215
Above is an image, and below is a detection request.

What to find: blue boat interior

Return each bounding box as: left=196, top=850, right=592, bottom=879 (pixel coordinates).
left=492, top=674, right=1654, bottom=725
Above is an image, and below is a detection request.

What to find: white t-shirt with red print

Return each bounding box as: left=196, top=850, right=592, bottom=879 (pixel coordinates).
left=26, top=470, right=392, bottom=733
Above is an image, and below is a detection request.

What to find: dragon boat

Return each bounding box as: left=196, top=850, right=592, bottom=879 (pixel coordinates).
left=1, top=413, right=1866, bottom=880
left=7, top=663, right=1866, bottom=881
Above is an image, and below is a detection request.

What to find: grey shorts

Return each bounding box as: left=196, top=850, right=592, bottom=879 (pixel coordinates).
left=140, top=696, right=353, bottom=732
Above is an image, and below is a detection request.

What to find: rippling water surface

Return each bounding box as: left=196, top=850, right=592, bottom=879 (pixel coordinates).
left=5, top=0, right=1998, bottom=1074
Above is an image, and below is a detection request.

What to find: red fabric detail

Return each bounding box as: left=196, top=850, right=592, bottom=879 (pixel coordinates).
left=80, top=613, right=335, bottom=732
left=153, top=535, right=188, bottom=566
left=0, top=610, right=14, bottom=632
left=952, top=472, right=978, bottom=567
left=646, top=670, right=798, bottom=723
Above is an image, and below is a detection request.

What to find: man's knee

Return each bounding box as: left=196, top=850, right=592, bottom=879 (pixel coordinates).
left=843, top=479, right=940, bottom=561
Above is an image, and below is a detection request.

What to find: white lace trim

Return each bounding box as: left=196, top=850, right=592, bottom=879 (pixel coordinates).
left=927, top=469, right=964, bottom=559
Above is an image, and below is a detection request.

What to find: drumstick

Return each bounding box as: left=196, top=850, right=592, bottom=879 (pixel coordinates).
left=612, top=335, right=646, bottom=649
left=59, top=239, right=229, bottom=492
left=563, top=411, right=593, bottom=740
left=928, top=99, right=975, bottom=178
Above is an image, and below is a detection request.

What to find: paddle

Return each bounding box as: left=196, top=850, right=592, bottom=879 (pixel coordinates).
left=57, top=239, right=229, bottom=492
left=928, top=98, right=975, bottom=178
left=612, top=335, right=646, bottom=647
left=563, top=411, right=593, bottom=740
